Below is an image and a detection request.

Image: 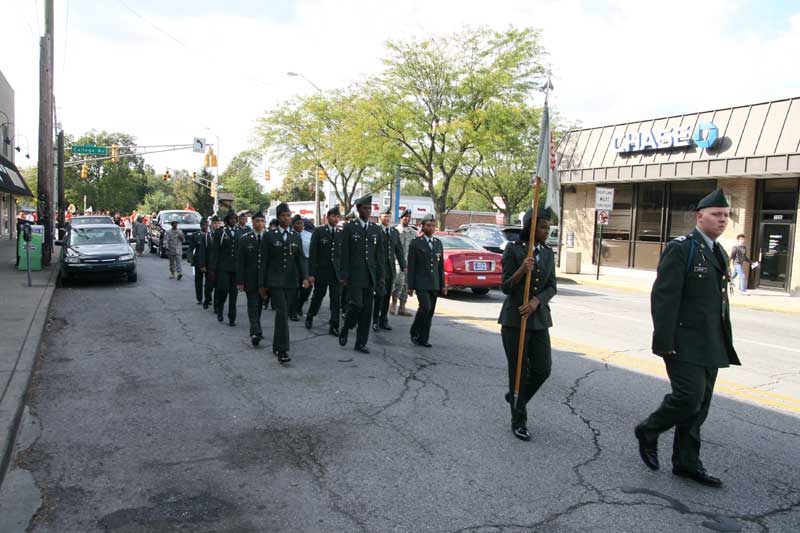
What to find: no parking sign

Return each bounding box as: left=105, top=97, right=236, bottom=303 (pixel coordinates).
left=597, top=210, right=609, bottom=225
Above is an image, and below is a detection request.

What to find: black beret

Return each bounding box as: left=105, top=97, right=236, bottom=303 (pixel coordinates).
left=252, top=211, right=265, bottom=220
left=268, top=218, right=278, bottom=226
left=354, top=194, right=372, bottom=207
left=327, top=205, right=341, bottom=216
left=276, top=203, right=291, bottom=215
left=696, top=188, right=729, bottom=211
left=224, top=209, right=237, bottom=221
left=291, top=214, right=302, bottom=223
left=210, top=215, right=220, bottom=222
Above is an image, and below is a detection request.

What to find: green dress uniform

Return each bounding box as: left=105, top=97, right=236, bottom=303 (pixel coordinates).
left=213, top=216, right=244, bottom=324
left=191, top=230, right=213, bottom=306
left=498, top=235, right=556, bottom=431
left=338, top=213, right=385, bottom=350
left=407, top=232, right=444, bottom=345
left=307, top=220, right=342, bottom=332
left=638, top=227, right=740, bottom=474
left=373, top=220, right=407, bottom=329
left=260, top=226, right=307, bottom=356
left=237, top=229, right=268, bottom=340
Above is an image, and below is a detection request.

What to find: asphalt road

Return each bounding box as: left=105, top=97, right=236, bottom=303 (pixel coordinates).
left=8, top=254, right=800, bottom=532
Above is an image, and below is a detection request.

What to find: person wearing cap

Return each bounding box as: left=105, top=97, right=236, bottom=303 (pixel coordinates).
left=391, top=208, right=415, bottom=316
left=290, top=214, right=314, bottom=320
left=406, top=213, right=446, bottom=347
left=635, top=188, right=740, bottom=488
left=373, top=206, right=407, bottom=331
left=213, top=209, right=243, bottom=326
left=306, top=205, right=343, bottom=335
left=337, top=194, right=385, bottom=353
left=237, top=211, right=268, bottom=346
left=237, top=211, right=252, bottom=234
left=165, top=220, right=185, bottom=280
left=262, top=218, right=280, bottom=311
left=205, top=215, right=221, bottom=311
left=132, top=215, right=148, bottom=257
left=498, top=207, right=556, bottom=442
left=211, top=215, right=222, bottom=231
left=259, top=202, right=310, bottom=363
left=190, top=218, right=213, bottom=307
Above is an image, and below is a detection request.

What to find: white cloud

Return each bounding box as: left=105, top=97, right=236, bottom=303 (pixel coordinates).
left=2, top=0, right=798, bottom=195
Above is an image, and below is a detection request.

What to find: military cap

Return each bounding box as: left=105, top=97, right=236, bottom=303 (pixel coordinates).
left=291, top=214, right=302, bottom=223
left=223, top=209, right=237, bottom=222
left=380, top=205, right=392, bottom=215
left=327, top=205, right=341, bottom=216
left=252, top=211, right=265, bottom=220
left=400, top=208, right=412, bottom=218
left=421, top=213, right=435, bottom=223
left=696, top=188, right=729, bottom=211
left=354, top=194, right=372, bottom=207
left=275, top=202, right=291, bottom=215
left=210, top=215, right=220, bottom=222
left=269, top=218, right=278, bottom=226
left=522, top=206, right=553, bottom=227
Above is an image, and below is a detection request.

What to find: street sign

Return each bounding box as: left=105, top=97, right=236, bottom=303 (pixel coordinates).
left=597, top=210, right=610, bottom=225
left=71, top=145, right=108, bottom=156
left=595, top=187, right=614, bottom=210
left=495, top=212, right=504, bottom=225
left=193, top=138, right=206, bottom=153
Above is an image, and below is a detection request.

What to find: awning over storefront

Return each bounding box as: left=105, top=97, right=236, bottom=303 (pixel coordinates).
left=0, top=154, right=33, bottom=197
left=558, top=96, right=800, bottom=184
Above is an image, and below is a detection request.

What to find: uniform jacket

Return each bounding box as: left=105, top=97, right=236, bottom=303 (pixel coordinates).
left=132, top=222, right=148, bottom=239
left=188, top=230, right=209, bottom=266
left=236, top=231, right=267, bottom=291
left=259, top=227, right=307, bottom=289
left=165, top=229, right=184, bottom=255
left=213, top=225, right=244, bottom=273
left=198, top=230, right=216, bottom=271
left=498, top=241, right=556, bottom=331
left=651, top=228, right=740, bottom=368
left=406, top=235, right=445, bottom=292
left=378, top=224, right=407, bottom=282
left=339, top=219, right=385, bottom=288
left=396, top=224, right=416, bottom=258
left=309, top=224, right=341, bottom=285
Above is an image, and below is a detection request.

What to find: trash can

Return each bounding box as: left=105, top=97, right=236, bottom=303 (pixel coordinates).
left=18, top=225, right=44, bottom=271
left=564, top=250, right=581, bottom=274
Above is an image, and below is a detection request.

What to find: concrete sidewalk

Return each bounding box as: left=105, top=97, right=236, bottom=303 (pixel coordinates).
left=0, top=238, right=57, bottom=486
left=558, top=266, right=800, bottom=314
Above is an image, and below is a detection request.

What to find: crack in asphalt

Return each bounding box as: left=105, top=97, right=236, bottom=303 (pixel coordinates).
left=721, top=409, right=800, bottom=439
left=562, top=368, right=605, bottom=498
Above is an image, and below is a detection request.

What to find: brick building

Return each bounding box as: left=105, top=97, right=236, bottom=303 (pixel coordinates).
left=558, top=96, right=800, bottom=295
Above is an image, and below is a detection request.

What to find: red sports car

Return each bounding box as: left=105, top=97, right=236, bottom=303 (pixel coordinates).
left=435, top=232, right=502, bottom=295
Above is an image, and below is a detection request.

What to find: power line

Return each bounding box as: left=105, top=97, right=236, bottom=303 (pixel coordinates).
left=61, top=0, right=70, bottom=81
left=116, top=0, right=188, bottom=48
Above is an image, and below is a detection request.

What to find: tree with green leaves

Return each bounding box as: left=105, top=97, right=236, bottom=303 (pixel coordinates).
left=219, top=150, right=270, bottom=213
left=366, top=27, right=546, bottom=228
left=272, top=172, right=326, bottom=203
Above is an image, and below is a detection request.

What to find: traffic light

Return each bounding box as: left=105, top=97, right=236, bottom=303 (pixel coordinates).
left=264, top=168, right=271, bottom=181
left=80, top=163, right=88, bottom=179
left=111, top=143, right=119, bottom=163
left=162, top=170, right=171, bottom=181
left=204, top=153, right=210, bottom=168
left=210, top=154, right=217, bottom=168
left=318, top=168, right=327, bottom=181
left=205, top=147, right=217, bottom=168
left=192, top=171, right=197, bottom=181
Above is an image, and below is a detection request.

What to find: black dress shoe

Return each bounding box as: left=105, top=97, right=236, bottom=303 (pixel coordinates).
left=277, top=352, right=291, bottom=363
left=419, top=341, right=432, bottom=348
left=203, top=302, right=210, bottom=309
left=289, top=315, right=300, bottom=322
left=229, top=320, right=236, bottom=327
left=305, top=317, right=313, bottom=329
left=217, top=314, right=224, bottom=322
left=672, top=467, right=722, bottom=488
left=329, top=325, right=339, bottom=336
left=371, top=322, right=380, bottom=332
left=410, top=335, right=420, bottom=345
left=196, top=300, right=202, bottom=305
left=338, top=327, right=348, bottom=346
left=513, top=427, right=531, bottom=441
left=354, top=345, right=370, bottom=354
left=379, top=322, right=392, bottom=331
left=251, top=335, right=260, bottom=347
left=634, top=424, right=660, bottom=471
left=505, top=392, right=512, bottom=404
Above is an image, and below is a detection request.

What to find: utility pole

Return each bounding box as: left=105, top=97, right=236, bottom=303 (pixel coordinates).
left=57, top=129, right=65, bottom=237
left=37, top=0, right=54, bottom=265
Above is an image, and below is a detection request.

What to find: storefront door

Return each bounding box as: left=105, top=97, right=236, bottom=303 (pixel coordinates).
left=757, top=223, right=794, bottom=289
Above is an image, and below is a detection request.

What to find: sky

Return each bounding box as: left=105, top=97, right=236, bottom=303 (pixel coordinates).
left=2, top=0, right=799, bottom=191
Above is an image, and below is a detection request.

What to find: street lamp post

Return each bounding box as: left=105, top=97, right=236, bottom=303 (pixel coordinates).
left=205, top=127, right=220, bottom=215
left=287, top=71, right=323, bottom=225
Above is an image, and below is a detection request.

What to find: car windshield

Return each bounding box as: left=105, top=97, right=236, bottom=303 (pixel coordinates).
left=466, top=227, right=505, bottom=246
left=437, top=235, right=485, bottom=250
left=71, top=217, right=113, bottom=226
left=162, top=212, right=201, bottom=224
left=70, top=227, right=127, bottom=246
left=502, top=227, right=522, bottom=242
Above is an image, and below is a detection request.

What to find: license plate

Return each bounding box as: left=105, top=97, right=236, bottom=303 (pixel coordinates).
left=472, top=261, right=488, bottom=271
left=477, top=275, right=486, bottom=280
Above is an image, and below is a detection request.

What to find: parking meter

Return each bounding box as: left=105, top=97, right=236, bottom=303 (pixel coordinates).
left=22, top=222, right=32, bottom=242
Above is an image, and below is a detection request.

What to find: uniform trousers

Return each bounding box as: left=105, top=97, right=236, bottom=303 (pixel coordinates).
left=194, top=268, right=211, bottom=304
left=501, top=327, right=552, bottom=428
left=410, top=290, right=437, bottom=343
left=373, top=273, right=394, bottom=325
left=307, top=281, right=341, bottom=328
left=344, top=285, right=374, bottom=346
left=168, top=254, right=182, bottom=274
left=245, top=289, right=264, bottom=337
left=269, top=287, right=295, bottom=352
left=639, top=359, right=718, bottom=472
left=216, top=270, right=238, bottom=321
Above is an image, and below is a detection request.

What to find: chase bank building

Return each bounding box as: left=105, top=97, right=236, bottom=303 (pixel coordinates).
left=558, top=96, right=800, bottom=295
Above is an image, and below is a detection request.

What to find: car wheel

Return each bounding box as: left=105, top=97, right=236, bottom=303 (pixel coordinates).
left=471, top=287, right=490, bottom=295
left=127, top=271, right=138, bottom=283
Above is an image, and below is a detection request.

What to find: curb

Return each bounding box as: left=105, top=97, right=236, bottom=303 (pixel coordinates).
left=0, top=268, right=57, bottom=488
left=557, top=275, right=800, bottom=314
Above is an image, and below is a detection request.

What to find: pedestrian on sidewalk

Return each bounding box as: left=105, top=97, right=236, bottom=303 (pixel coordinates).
left=635, top=188, right=740, bottom=488
left=498, top=207, right=556, bottom=442
left=132, top=215, right=148, bottom=257
left=165, top=220, right=185, bottom=280
left=391, top=209, right=415, bottom=317
left=407, top=214, right=446, bottom=347
left=729, top=234, right=755, bottom=294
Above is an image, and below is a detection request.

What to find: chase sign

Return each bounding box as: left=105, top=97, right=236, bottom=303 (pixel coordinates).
left=613, top=122, right=719, bottom=153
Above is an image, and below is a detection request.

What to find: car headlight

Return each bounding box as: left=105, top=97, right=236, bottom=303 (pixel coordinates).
left=64, top=256, right=80, bottom=264
left=118, top=254, right=134, bottom=261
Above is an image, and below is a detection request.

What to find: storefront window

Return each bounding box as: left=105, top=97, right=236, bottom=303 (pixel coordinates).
left=633, top=183, right=664, bottom=269
left=667, top=180, right=716, bottom=240
left=762, top=178, right=798, bottom=213
left=595, top=184, right=632, bottom=267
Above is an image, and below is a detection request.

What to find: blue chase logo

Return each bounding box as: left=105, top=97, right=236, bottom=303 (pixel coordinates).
left=614, top=121, right=721, bottom=153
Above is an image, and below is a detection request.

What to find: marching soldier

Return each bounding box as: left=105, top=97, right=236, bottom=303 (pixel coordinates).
left=635, top=188, right=740, bottom=488
left=306, top=206, right=343, bottom=335
left=191, top=218, right=213, bottom=308
left=338, top=195, right=385, bottom=353
left=391, top=209, right=416, bottom=316
left=498, top=207, right=556, bottom=441
left=259, top=203, right=309, bottom=363
left=407, top=214, right=446, bottom=347
left=237, top=210, right=252, bottom=234
left=373, top=206, right=407, bottom=331
left=205, top=215, right=221, bottom=311
left=214, top=209, right=242, bottom=326
left=237, top=211, right=268, bottom=346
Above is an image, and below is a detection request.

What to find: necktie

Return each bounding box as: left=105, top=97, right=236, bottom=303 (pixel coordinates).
left=713, top=242, right=725, bottom=269
left=257, top=234, right=262, bottom=244
left=534, top=245, right=540, bottom=263
left=427, top=238, right=433, bottom=250
left=282, top=231, right=287, bottom=242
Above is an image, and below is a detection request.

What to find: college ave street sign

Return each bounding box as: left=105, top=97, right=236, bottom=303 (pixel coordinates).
left=71, top=145, right=108, bottom=156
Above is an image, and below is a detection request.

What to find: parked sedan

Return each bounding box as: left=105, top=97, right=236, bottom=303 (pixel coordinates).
left=452, top=223, right=521, bottom=254
left=436, top=233, right=502, bottom=295
left=56, top=224, right=137, bottom=284
left=67, top=215, right=115, bottom=228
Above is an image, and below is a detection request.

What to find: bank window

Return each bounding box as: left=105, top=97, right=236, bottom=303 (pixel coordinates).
left=667, top=180, right=716, bottom=240
left=762, top=178, right=798, bottom=213
left=632, top=183, right=665, bottom=269
left=594, top=184, right=632, bottom=267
